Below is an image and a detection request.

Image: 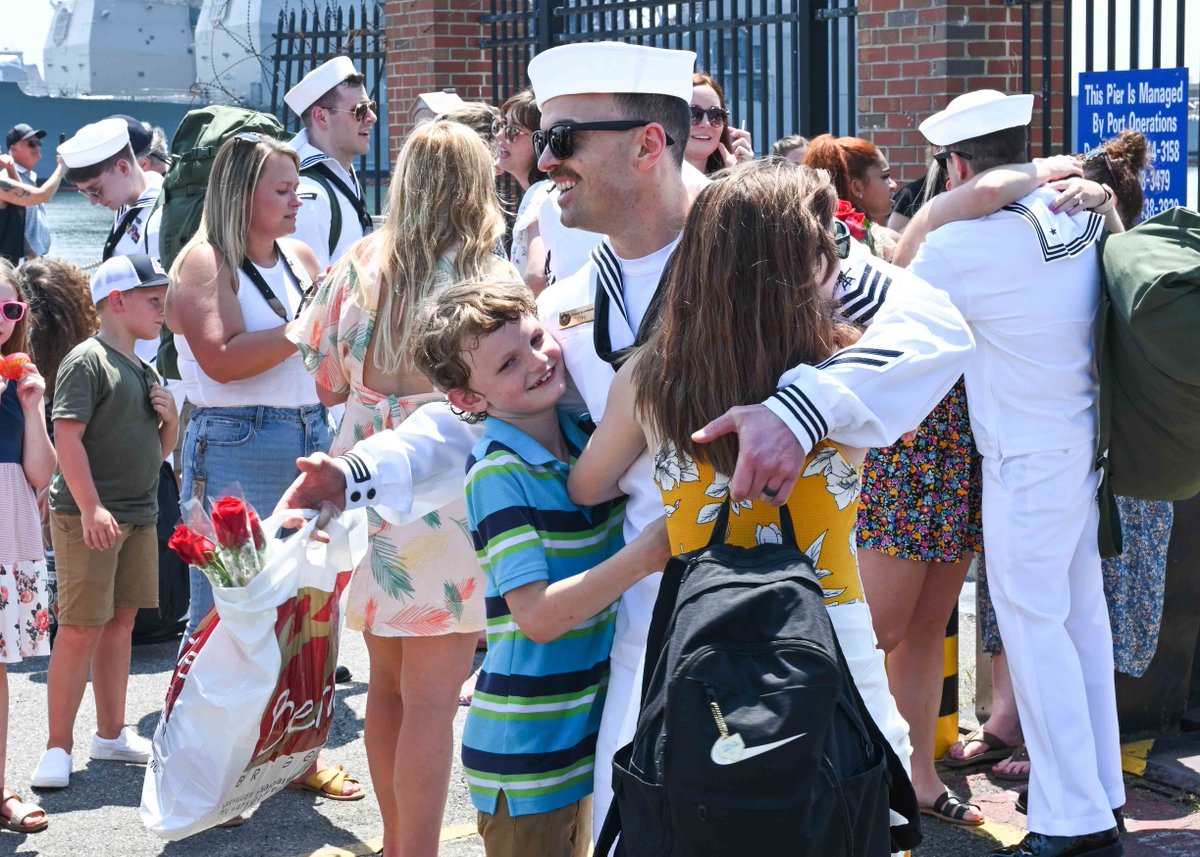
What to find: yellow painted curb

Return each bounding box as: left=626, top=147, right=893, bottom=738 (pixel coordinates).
left=967, top=816, right=1027, bottom=847
left=1121, top=738, right=1153, bottom=777
left=297, top=823, right=479, bottom=857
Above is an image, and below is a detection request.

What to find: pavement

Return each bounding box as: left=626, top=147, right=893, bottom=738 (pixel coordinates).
left=3, top=588, right=1200, bottom=855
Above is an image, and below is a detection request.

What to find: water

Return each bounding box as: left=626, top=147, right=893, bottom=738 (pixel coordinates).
left=41, top=191, right=114, bottom=268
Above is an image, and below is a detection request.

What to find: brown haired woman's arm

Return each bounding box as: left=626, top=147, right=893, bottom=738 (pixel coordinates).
left=166, top=244, right=298, bottom=383
left=568, top=359, right=647, bottom=506
left=892, top=155, right=1082, bottom=267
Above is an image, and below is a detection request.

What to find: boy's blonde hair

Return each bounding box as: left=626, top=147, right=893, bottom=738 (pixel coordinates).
left=410, top=278, right=536, bottom=422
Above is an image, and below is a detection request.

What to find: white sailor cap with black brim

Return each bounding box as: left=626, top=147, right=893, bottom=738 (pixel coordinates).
left=285, top=56, right=361, bottom=117
left=918, top=90, right=1035, bottom=147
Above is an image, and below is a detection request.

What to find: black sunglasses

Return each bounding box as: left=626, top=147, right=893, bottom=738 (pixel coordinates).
left=532, top=120, right=675, bottom=161
left=21, top=138, right=42, bottom=148
left=1, top=301, right=28, bottom=322
left=932, top=149, right=973, bottom=166
left=690, top=105, right=729, bottom=126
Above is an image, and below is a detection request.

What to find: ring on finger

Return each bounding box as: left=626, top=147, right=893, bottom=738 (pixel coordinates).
left=761, top=485, right=779, bottom=499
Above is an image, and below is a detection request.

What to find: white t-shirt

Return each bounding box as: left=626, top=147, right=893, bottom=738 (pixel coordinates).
left=511, top=180, right=553, bottom=279
left=909, top=187, right=1103, bottom=459
left=177, top=256, right=318, bottom=409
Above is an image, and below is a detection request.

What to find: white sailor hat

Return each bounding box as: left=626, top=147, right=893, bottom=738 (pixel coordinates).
left=59, top=117, right=131, bottom=169
left=285, top=56, right=360, bottom=116
left=528, top=42, right=696, bottom=109
left=919, top=89, right=1035, bottom=147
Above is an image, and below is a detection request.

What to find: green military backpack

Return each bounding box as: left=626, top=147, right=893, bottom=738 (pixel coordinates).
left=155, top=106, right=291, bottom=378
left=1099, top=206, right=1200, bottom=502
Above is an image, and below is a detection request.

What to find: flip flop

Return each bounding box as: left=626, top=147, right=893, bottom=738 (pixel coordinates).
left=940, top=727, right=1019, bottom=769
left=920, top=790, right=985, bottom=828
left=0, top=790, right=49, bottom=833
left=288, top=764, right=365, bottom=801
left=992, top=744, right=1031, bottom=782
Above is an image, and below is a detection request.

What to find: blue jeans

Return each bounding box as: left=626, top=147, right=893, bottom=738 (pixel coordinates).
left=180, top=404, right=333, bottom=638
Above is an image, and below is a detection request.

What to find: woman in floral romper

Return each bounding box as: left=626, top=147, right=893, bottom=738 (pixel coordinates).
left=291, top=120, right=516, bottom=857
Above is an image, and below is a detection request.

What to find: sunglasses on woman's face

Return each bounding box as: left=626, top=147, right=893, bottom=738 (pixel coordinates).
left=690, top=105, right=729, bottom=127
left=491, top=117, right=527, bottom=140
left=0, top=301, right=28, bottom=322
left=532, top=120, right=674, bottom=162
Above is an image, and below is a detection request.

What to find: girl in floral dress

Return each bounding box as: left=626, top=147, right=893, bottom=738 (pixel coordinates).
left=0, top=261, right=54, bottom=833
left=291, top=120, right=516, bottom=857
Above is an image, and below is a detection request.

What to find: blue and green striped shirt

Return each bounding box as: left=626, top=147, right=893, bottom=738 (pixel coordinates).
left=461, top=411, right=625, bottom=817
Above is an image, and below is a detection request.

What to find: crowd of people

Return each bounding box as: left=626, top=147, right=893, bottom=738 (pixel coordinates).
left=0, top=39, right=1170, bottom=857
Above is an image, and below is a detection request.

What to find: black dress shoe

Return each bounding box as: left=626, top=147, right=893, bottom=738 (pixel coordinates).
left=990, top=828, right=1122, bottom=856
left=1013, top=789, right=1125, bottom=834
left=334, top=665, right=353, bottom=683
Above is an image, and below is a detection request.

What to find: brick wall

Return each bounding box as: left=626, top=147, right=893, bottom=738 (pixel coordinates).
left=857, top=0, right=1066, bottom=184
left=384, top=0, right=492, bottom=156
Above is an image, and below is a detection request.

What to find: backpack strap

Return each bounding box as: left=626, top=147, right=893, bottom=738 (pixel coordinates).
left=239, top=243, right=306, bottom=321
left=102, top=202, right=151, bottom=261
left=301, top=161, right=372, bottom=256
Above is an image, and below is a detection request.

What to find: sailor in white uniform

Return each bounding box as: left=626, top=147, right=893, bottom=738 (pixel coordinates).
left=277, top=42, right=974, bottom=844
left=909, top=90, right=1124, bottom=857
left=284, top=56, right=377, bottom=271
left=61, top=117, right=164, bottom=363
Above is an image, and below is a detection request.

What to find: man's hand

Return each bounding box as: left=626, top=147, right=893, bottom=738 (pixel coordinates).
left=82, top=504, right=121, bottom=551
left=275, top=453, right=347, bottom=533
left=692, top=404, right=808, bottom=507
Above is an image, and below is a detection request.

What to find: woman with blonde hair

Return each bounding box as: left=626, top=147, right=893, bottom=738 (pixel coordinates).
left=166, top=134, right=361, bottom=807
left=291, top=119, right=514, bottom=857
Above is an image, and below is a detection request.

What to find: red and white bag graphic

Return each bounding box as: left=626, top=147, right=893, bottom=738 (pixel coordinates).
left=140, top=510, right=367, bottom=839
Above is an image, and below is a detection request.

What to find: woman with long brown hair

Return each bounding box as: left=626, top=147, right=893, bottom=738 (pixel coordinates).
left=291, top=119, right=516, bottom=857
left=686, top=72, right=754, bottom=175
left=568, top=159, right=913, bottom=791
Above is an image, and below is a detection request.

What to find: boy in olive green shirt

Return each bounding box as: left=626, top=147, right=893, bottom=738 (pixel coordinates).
left=33, top=255, right=178, bottom=790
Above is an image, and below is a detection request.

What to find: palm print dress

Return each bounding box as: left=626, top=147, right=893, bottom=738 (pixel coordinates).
left=290, top=239, right=486, bottom=637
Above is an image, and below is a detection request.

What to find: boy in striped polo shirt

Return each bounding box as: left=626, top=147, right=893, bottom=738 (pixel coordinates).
left=412, top=280, right=669, bottom=856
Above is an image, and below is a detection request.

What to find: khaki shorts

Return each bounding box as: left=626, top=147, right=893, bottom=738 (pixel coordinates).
left=50, top=511, right=158, bottom=626
left=477, top=792, right=591, bottom=857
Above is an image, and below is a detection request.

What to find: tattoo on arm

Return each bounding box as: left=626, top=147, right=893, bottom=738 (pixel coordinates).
left=0, top=177, right=32, bottom=198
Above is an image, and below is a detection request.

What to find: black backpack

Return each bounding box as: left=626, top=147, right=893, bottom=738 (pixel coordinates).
left=132, top=462, right=189, bottom=645
left=597, top=501, right=920, bottom=857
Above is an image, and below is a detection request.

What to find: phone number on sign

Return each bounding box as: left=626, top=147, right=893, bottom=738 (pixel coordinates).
left=1153, top=139, right=1182, bottom=163
left=1144, top=169, right=1173, bottom=192
left=1141, top=197, right=1181, bottom=219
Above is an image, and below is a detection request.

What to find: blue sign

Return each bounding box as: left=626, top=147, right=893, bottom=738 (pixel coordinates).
left=1077, top=67, right=1189, bottom=221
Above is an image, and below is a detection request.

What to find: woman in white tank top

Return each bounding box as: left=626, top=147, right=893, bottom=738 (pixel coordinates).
left=165, top=134, right=358, bottom=808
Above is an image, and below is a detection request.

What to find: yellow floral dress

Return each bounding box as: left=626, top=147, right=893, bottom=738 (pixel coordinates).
left=654, top=438, right=865, bottom=607
left=290, top=238, right=494, bottom=636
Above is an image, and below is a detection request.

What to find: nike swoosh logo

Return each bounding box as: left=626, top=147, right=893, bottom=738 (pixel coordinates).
left=711, top=732, right=807, bottom=765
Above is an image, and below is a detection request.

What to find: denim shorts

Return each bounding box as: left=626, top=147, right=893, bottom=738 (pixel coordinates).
left=180, top=404, right=333, bottom=637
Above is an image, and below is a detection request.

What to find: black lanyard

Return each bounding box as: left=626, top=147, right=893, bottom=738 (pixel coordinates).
left=239, top=244, right=308, bottom=321
left=306, top=161, right=373, bottom=234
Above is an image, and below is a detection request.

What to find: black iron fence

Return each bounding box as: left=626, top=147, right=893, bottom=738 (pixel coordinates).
left=482, top=1, right=858, bottom=157
left=1013, top=0, right=1199, bottom=211
left=269, top=1, right=388, bottom=215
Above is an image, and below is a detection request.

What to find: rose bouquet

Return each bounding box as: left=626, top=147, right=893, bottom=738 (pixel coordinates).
left=168, top=493, right=269, bottom=587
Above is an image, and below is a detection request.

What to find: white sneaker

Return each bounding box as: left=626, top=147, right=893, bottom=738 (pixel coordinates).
left=89, top=727, right=151, bottom=764
left=31, top=747, right=72, bottom=789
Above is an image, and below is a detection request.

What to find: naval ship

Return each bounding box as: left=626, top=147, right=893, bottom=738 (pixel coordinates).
left=1, top=0, right=369, bottom=172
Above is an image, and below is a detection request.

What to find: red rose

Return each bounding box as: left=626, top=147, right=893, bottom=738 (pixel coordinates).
left=834, top=199, right=868, bottom=243
left=249, top=508, right=266, bottom=551
left=168, top=524, right=217, bottom=567
left=0, top=352, right=32, bottom=382
left=211, top=496, right=257, bottom=549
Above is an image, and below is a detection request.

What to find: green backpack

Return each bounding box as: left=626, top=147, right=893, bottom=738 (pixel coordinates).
left=1099, top=206, right=1200, bottom=503
left=156, top=106, right=291, bottom=378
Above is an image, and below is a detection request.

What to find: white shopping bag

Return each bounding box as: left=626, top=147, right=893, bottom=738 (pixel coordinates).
left=140, top=509, right=368, bottom=840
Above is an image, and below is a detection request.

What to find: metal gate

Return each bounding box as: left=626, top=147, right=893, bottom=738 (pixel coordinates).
left=482, top=1, right=858, bottom=157
left=1012, top=0, right=1199, bottom=210
left=269, top=2, right=389, bottom=214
